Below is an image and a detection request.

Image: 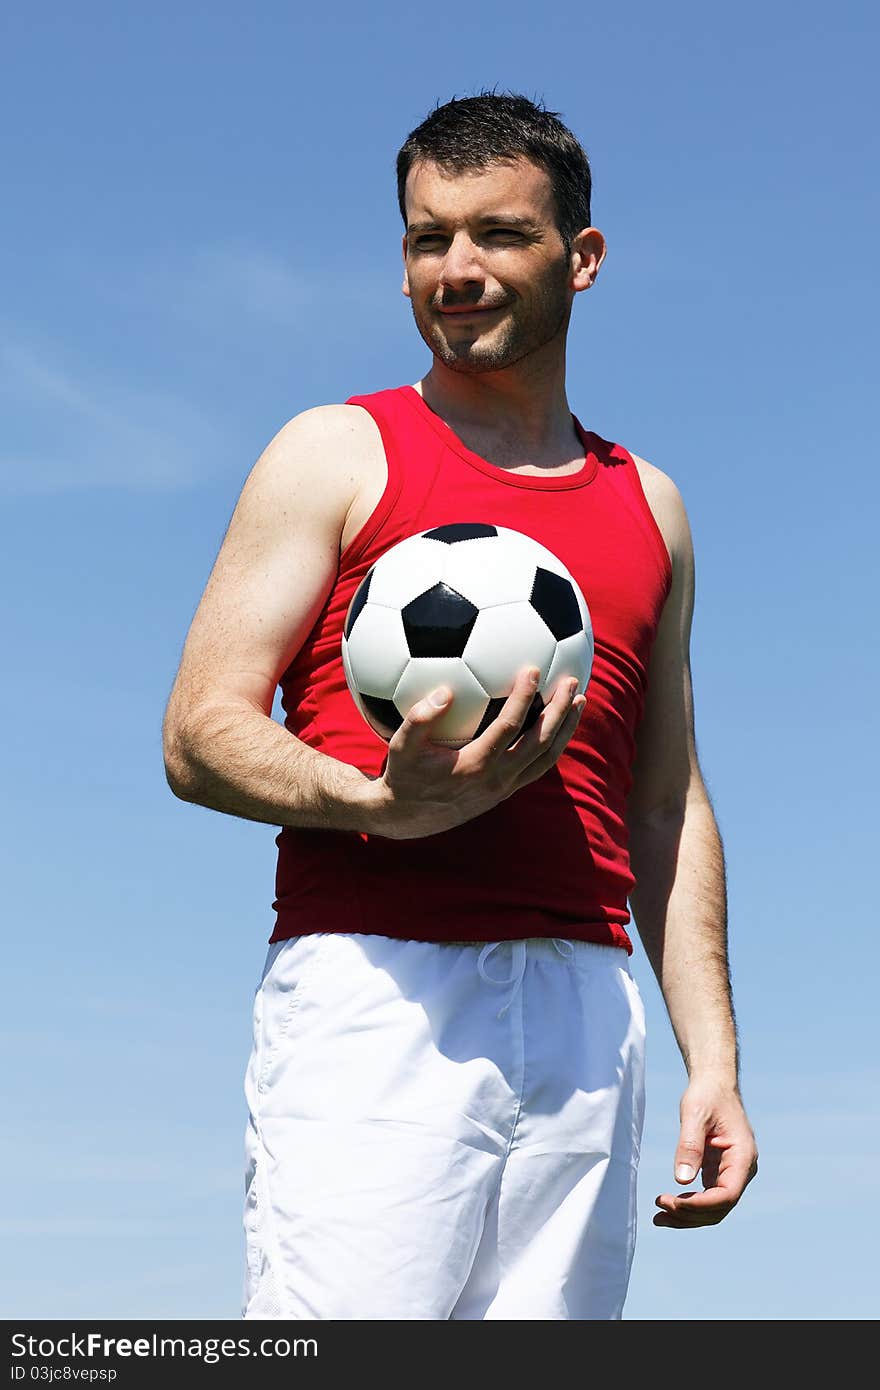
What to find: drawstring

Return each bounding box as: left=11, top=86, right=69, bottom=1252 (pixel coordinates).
left=477, top=938, right=575, bottom=1019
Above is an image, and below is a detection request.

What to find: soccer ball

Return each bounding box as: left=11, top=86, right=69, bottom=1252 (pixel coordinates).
left=341, top=521, right=593, bottom=748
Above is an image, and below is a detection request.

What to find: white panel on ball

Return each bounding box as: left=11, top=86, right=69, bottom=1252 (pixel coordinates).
left=344, top=605, right=410, bottom=695
left=440, top=534, right=536, bottom=608
left=490, top=527, right=573, bottom=580
left=392, top=657, right=489, bottom=745
left=366, top=535, right=450, bottom=608
left=463, top=603, right=559, bottom=695
left=544, top=630, right=594, bottom=699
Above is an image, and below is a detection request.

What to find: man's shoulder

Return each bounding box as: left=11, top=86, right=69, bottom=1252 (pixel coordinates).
left=628, top=450, right=679, bottom=500
left=240, top=403, right=388, bottom=537
left=269, top=401, right=388, bottom=474
left=280, top=401, right=382, bottom=443
left=627, top=451, right=690, bottom=568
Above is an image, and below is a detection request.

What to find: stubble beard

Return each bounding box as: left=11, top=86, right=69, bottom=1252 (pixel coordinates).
left=410, top=263, right=573, bottom=375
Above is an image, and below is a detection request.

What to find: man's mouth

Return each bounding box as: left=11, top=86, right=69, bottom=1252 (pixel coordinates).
left=438, top=304, right=504, bottom=316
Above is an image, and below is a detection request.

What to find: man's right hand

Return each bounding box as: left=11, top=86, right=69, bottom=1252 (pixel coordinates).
left=371, top=666, right=587, bottom=840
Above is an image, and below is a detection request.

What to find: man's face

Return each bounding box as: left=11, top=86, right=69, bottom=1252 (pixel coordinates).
left=401, top=156, right=594, bottom=375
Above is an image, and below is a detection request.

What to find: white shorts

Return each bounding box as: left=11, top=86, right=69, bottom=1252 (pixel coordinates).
left=242, top=931, right=646, bottom=1321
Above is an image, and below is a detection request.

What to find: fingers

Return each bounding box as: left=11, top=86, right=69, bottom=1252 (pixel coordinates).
left=411, top=685, right=452, bottom=722
left=653, top=1184, right=739, bottom=1228
left=389, top=685, right=454, bottom=756
left=462, top=666, right=540, bottom=760
left=506, top=674, right=586, bottom=778
left=529, top=679, right=585, bottom=763
left=395, top=667, right=585, bottom=773
left=674, top=1125, right=708, bottom=1186
left=654, top=1141, right=758, bottom=1228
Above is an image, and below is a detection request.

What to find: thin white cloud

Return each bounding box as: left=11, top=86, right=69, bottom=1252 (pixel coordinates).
left=33, top=1158, right=237, bottom=1194
left=0, top=331, right=222, bottom=494
left=0, top=1216, right=171, bottom=1237
left=0, top=1132, right=238, bottom=1194
left=179, top=246, right=316, bottom=324
left=77, top=993, right=206, bottom=1024
left=138, top=244, right=391, bottom=326
left=0, top=243, right=399, bottom=494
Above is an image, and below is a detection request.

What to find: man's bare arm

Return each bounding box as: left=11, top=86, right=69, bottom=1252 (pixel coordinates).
left=626, top=460, right=758, bottom=1227
left=627, top=469, right=737, bottom=1082
left=162, top=404, right=386, bottom=833
left=162, top=406, right=583, bottom=841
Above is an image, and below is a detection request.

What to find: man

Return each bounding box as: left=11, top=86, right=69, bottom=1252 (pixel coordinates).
left=163, top=91, right=757, bottom=1320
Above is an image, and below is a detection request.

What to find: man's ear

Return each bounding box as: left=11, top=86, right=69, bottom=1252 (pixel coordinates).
left=401, top=234, right=410, bottom=298
left=570, top=227, right=607, bottom=291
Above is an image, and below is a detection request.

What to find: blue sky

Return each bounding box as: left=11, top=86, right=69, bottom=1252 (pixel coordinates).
left=2, top=0, right=877, bottom=1320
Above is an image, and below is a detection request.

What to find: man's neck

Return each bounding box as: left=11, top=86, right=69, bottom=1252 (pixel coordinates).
left=413, top=365, right=581, bottom=464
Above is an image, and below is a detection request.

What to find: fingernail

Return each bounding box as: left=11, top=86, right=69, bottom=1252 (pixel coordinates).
left=675, top=1164, right=695, bottom=1182
left=428, top=687, right=450, bottom=707
left=528, top=667, right=540, bottom=687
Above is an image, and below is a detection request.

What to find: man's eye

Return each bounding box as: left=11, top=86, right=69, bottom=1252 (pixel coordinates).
left=415, top=230, right=521, bottom=249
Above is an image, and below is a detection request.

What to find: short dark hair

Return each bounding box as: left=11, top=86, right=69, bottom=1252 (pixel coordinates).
left=396, top=89, right=592, bottom=256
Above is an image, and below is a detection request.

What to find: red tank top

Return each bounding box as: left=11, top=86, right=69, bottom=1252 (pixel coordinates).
left=270, top=385, right=671, bottom=952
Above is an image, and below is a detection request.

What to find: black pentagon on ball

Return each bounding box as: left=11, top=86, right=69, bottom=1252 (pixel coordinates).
left=422, top=522, right=498, bottom=543
left=474, top=691, right=545, bottom=747
left=344, top=567, right=373, bottom=640
left=360, top=693, right=404, bottom=738
left=530, top=567, right=582, bottom=640
left=401, top=583, right=479, bottom=658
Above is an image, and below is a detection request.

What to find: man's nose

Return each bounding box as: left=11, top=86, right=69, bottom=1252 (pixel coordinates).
left=438, top=232, right=484, bottom=288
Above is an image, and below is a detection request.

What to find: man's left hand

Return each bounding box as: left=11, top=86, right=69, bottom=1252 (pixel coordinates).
left=654, top=1080, right=758, bottom=1228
